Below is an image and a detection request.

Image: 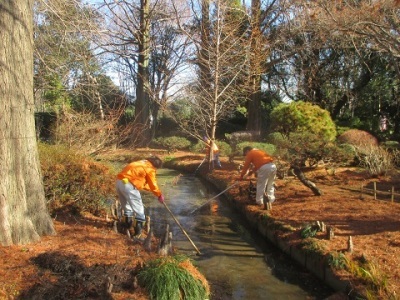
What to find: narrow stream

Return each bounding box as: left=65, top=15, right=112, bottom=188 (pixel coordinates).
left=141, top=169, right=333, bottom=299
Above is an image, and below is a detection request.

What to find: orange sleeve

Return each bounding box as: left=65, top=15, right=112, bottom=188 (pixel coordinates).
left=117, top=160, right=161, bottom=197
left=240, top=153, right=253, bottom=178
left=240, top=150, right=273, bottom=178
left=144, top=167, right=162, bottom=197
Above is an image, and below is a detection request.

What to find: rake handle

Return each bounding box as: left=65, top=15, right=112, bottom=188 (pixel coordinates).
left=163, top=202, right=201, bottom=255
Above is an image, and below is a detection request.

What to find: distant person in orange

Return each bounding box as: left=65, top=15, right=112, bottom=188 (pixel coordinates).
left=204, top=137, right=222, bottom=169
left=239, top=146, right=277, bottom=206
left=116, top=156, right=164, bottom=238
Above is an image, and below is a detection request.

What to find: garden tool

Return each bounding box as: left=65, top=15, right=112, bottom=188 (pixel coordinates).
left=193, top=157, right=206, bottom=175
left=189, top=181, right=239, bottom=215
left=162, top=201, right=201, bottom=255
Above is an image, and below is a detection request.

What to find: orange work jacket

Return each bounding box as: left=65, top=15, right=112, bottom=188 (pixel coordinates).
left=205, top=141, right=219, bottom=155
left=117, top=160, right=161, bottom=197
left=240, top=149, right=274, bottom=178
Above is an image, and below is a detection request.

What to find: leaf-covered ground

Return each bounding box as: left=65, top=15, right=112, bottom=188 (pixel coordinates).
left=1, top=149, right=399, bottom=299
left=190, top=154, right=400, bottom=299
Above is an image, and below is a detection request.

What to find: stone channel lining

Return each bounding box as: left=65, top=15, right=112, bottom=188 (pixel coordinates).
left=208, top=178, right=365, bottom=300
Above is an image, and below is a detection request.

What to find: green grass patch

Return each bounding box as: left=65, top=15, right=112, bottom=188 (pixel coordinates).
left=138, top=255, right=209, bottom=300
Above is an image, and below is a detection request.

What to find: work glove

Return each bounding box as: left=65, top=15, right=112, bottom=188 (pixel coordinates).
left=158, top=194, right=165, bottom=203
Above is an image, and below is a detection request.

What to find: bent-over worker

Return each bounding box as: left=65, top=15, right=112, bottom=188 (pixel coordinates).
left=239, top=146, right=277, bottom=207
left=116, top=156, right=164, bottom=238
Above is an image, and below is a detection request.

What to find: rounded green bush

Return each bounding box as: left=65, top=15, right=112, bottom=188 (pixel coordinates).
left=270, top=101, right=337, bottom=141
left=152, top=136, right=192, bottom=152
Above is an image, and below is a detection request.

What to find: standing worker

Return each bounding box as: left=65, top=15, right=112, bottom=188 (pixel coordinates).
left=239, top=146, right=277, bottom=207
left=116, top=156, right=164, bottom=239
left=204, top=137, right=222, bottom=169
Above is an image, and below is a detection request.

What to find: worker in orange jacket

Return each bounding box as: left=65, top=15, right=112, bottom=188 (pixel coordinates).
left=239, top=146, right=277, bottom=206
left=204, top=137, right=222, bottom=169
left=116, top=156, right=164, bottom=238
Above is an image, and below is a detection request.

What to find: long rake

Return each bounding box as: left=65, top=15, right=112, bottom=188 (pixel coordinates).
left=189, top=182, right=239, bottom=215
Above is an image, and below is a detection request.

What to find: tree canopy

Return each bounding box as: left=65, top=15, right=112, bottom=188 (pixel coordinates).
left=31, top=0, right=400, bottom=147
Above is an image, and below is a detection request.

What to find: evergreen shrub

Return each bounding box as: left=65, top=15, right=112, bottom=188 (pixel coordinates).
left=152, top=136, right=192, bottom=152
left=217, top=140, right=232, bottom=156
left=190, top=140, right=204, bottom=154
left=268, top=132, right=354, bottom=167
left=190, top=140, right=232, bottom=156
left=236, top=142, right=276, bottom=156
left=270, top=101, right=337, bottom=141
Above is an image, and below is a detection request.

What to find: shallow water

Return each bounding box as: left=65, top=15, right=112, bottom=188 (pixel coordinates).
left=141, top=169, right=333, bottom=299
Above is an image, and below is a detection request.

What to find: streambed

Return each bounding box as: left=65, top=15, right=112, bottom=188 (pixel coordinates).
left=142, top=169, right=334, bottom=299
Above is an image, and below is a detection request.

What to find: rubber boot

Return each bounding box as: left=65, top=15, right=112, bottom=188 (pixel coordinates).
left=124, top=216, right=134, bottom=237
left=263, top=193, right=272, bottom=210
left=134, top=220, right=144, bottom=237
left=131, top=219, right=146, bottom=243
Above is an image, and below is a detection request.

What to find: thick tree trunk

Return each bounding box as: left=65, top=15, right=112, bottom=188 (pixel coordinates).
left=246, top=0, right=262, bottom=132
left=0, top=0, right=55, bottom=245
left=134, top=0, right=151, bottom=147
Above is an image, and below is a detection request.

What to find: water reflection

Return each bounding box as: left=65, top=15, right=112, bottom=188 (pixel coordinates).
left=140, top=169, right=332, bottom=300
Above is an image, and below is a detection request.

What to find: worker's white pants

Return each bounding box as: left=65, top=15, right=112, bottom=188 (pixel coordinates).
left=256, top=163, right=277, bottom=205
left=116, top=180, right=146, bottom=221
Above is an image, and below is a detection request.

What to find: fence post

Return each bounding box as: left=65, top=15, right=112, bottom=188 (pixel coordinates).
left=373, top=182, right=377, bottom=200
left=392, top=186, right=395, bottom=203
left=360, top=184, right=364, bottom=200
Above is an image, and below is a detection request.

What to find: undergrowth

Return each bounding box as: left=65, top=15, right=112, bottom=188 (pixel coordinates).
left=328, top=252, right=393, bottom=299
left=345, top=256, right=392, bottom=300
left=39, top=143, right=116, bottom=216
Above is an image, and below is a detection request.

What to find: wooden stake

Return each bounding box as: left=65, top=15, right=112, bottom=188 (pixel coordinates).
left=163, top=202, right=201, bottom=255
left=360, top=184, right=364, bottom=200
left=348, top=236, right=353, bottom=253
left=391, top=186, right=395, bottom=203
left=328, top=226, right=335, bottom=240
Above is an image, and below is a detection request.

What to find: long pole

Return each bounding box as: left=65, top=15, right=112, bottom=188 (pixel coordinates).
left=190, top=182, right=239, bottom=215
left=163, top=202, right=202, bottom=255
left=194, top=157, right=206, bottom=175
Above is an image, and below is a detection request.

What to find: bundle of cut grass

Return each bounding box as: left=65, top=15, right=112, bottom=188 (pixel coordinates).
left=138, top=255, right=210, bottom=300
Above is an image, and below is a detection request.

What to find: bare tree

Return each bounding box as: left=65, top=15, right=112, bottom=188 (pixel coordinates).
left=148, top=21, right=191, bottom=139
left=100, top=0, right=190, bottom=146
left=173, top=0, right=249, bottom=148
left=311, top=1, right=399, bottom=59
left=0, top=0, right=55, bottom=245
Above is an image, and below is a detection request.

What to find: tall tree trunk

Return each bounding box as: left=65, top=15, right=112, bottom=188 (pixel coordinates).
left=135, top=0, right=151, bottom=146
left=199, top=0, right=211, bottom=90
left=0, top=0, right=55, bottom=246
left=246, top=0, right=262, bottom=132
